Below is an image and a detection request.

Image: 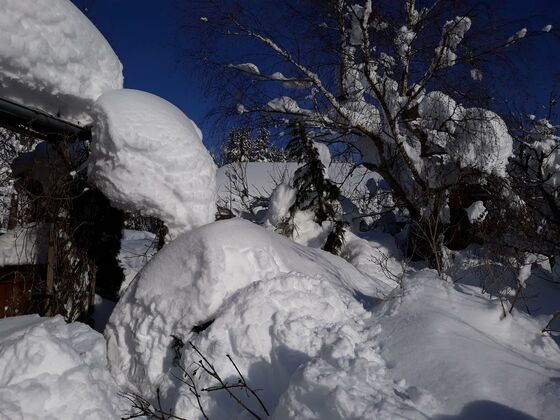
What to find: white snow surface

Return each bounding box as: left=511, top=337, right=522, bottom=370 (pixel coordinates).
left=0, top=226, right=48, bottom=266
left=0, top=0, right=123, bottom=124
left=106, top=219, right=403, bottom=417
left=465, top=200, right=487, bottom=223
left=0, top=315, right=122, bottom=419
left=117, top=229, right=158, bottom=296
left=418, top=91, right=513, bottom=178
left=375, top=271, right=560, bottom=419
left=89, top=89, right=217, bottom=238
left=217, top=161, right=387, bottom=215
left=266, top=183, right=296, bottom=226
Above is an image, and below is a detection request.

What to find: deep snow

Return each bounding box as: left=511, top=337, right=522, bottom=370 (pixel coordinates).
left=105, top=219, right=560, bottom=420
left=0, top=315, right=122, bottom=419
left=88, top=89, right=217, bottom=239
left=0, top=0, right=123, bottom=124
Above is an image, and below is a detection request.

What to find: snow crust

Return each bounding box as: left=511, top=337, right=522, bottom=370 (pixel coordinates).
left=0, top=0, right=123, bottom=124
left=0, top=315, right=122, bottom=419
left=106, top=219, right=401, bottom=417
left=88, top=89, right=217, bottom=238
left=375, top=272, right=560, bottom=419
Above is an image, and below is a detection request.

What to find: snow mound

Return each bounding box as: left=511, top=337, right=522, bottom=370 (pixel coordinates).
left=173, top=274, right=434, bottom=419
left=106, top=219, right=394, bottom=392
left=0, top=315, right=122, bottom=419
left=340, top=230, right=403, bottom=292
left=0, top=0, right=123, bottom=124
left=375, top=271, right=560, bottom=419
left=88, top=89, right=217, bottom=238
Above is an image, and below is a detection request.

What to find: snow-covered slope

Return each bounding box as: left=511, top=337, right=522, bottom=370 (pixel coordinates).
left=374, top=272, right=560, bottom=419
left=0, top=315, right=122, bottom=419
left=89, top=89, right=217, bottom=238
left=0, top=0, right=123, bottom=124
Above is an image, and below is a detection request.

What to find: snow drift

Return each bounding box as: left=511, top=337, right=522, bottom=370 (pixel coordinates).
left=0, top=315, right=122, bottom=419
left=106, top=219, right=413, bottom=418
left=0, top=0, right=123, bottom=124
left=375, top=272, right=560, bottom=419
left=88, top=89, right=217, bottom=238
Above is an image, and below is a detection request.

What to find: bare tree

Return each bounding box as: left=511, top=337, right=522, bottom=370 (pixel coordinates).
left=183, top=0, right=552, bottom=265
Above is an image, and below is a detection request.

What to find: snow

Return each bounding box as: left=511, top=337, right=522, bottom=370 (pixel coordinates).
left=395, top=26, right=415, bottom=61
left=229, top=63, right=261, bottom=75
left=0, top=315, right=122, bottom=419
left=217, top=161, right=388, bottom=220
left=533, top=135, right=560, bottom=188
left=508, top=28, right=528, bottom=43
left=340, top=230, right=403, bottom=292
left=266, top=183, right=296, bottom=226
left=0, top=0, right=123, bottom=124
left=0, top=226, right=48, bottom=266
left=465, top=200, right=487, bottom=223
left=267, top=96, right=304, bottom=114
left=177, top=274, right=432, bottom=419
left=417, top=91, right=513, bottom=177
left=88, top=89, right=217, bottom=238
left=433, top=17, right=471, bottom=68
left=374, top=272, right=560, bottom=419
left=105, top=219, right=394, bottom=399
left=470, top=68, right=483, bottom=81
left=117, top=229, right=158, bottom=296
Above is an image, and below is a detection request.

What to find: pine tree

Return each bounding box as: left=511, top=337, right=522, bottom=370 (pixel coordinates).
left=286, top=122, right=345, bottom=254
left=222, top=128, right=252, bottom=163
left=222, top=126, right=286, bottom=164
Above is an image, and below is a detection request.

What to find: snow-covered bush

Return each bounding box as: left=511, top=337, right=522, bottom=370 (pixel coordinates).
left=106, top=219, right=395, bottom=410
left=0, top=0, right=123, bottom=124
left=88, top=89, right=217, bottom=239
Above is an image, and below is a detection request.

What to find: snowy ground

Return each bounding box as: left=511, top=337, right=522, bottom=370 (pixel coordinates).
left=1, top=1, right=559, bottom=418
left=1, top=219, right=559, bottom=419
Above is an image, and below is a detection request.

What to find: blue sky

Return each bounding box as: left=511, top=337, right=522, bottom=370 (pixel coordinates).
left=71, top=0, right=214, bottom=145
left=73, top=0, right=560, bottom=149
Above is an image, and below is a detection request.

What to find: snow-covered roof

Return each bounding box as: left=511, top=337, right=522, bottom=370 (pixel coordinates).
left=0, top=0, right=123, bottom=125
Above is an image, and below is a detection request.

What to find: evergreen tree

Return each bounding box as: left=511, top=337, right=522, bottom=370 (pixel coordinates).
left=222, top=126, right=286, bottom=164
left=222, top=128, right=252, bottom=163
left=286, top=122, right=345, bottom=254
